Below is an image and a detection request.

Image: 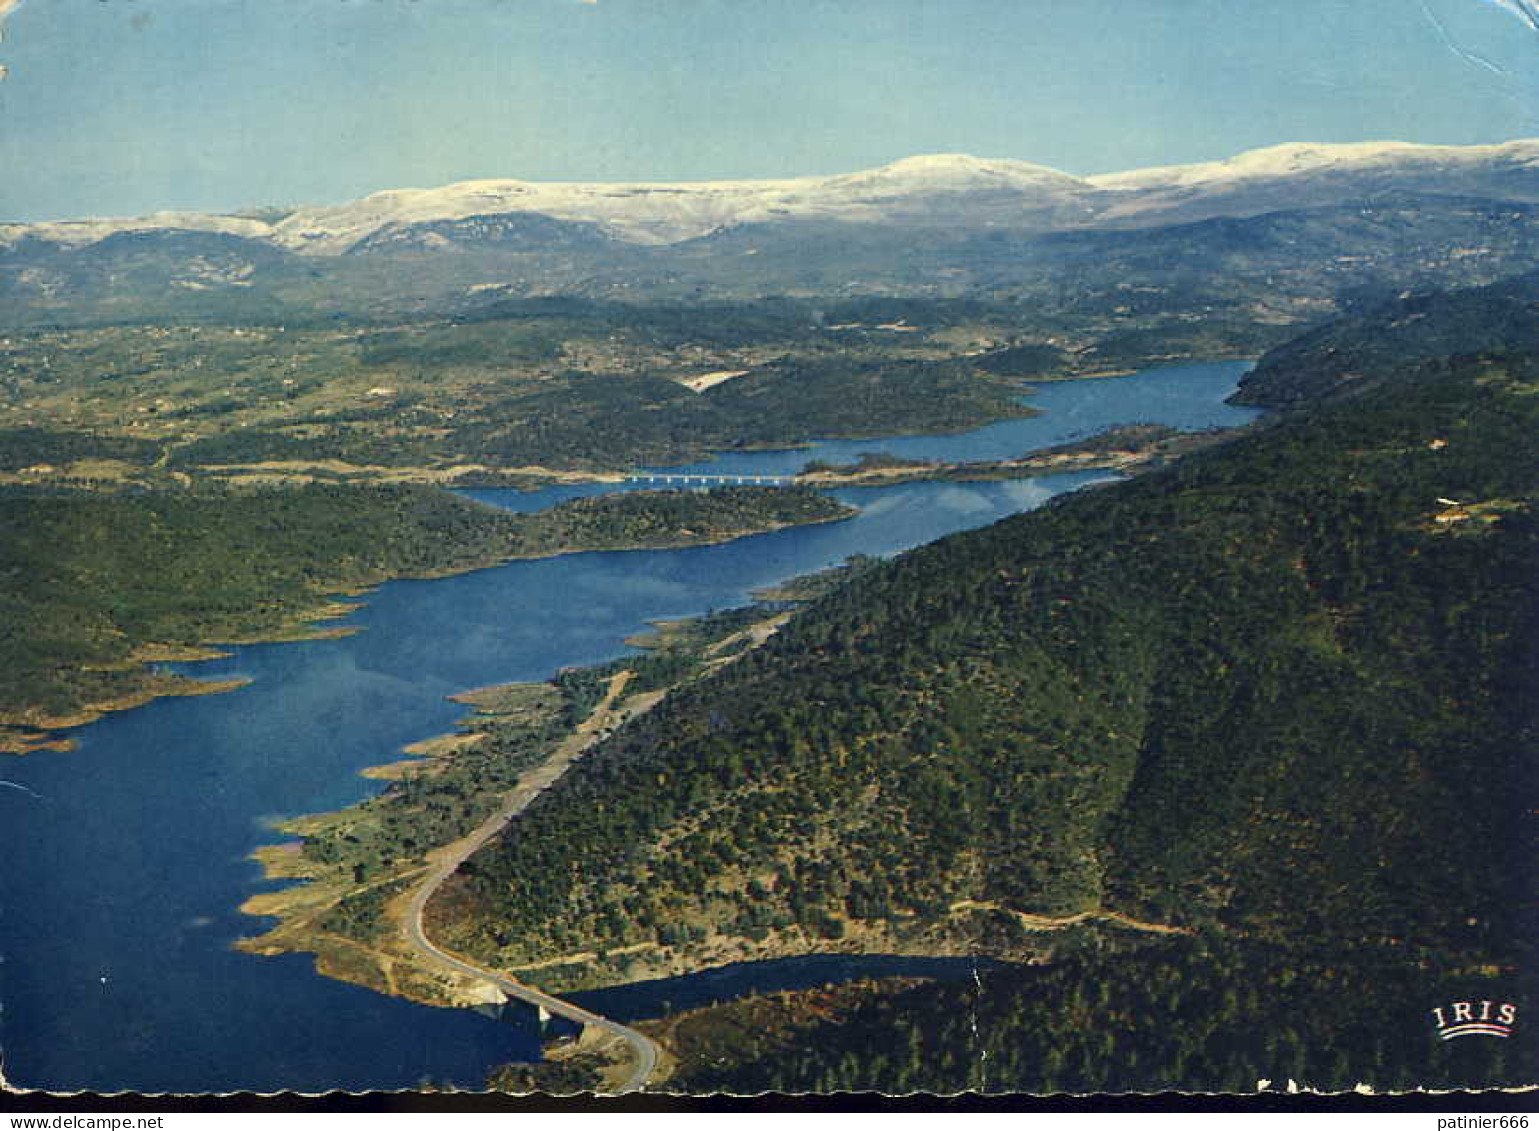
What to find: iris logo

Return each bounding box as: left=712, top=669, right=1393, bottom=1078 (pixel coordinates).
left=1431, top=1001, right=1518, bottom=1040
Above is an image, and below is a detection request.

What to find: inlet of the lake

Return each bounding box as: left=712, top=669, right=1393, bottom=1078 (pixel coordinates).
left=0, top=362, right=1257, bottom=1093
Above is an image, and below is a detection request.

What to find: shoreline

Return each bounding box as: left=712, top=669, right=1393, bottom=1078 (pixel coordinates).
left=2, top=398, right=1247, bottom=757
left=794, top=423, right=1244, bottom=489
left=231, top=581, right=1187, bottom=1022
left=234, top=670, right=644, bottom=1011
left=0, top=675, right=253, bottom=755
left=232, top=598, right=808, bottom=1011
left=1, top=498, right=856, bottom=756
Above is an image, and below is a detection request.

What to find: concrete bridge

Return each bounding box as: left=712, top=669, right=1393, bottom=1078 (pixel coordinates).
left=625, top=472, right=795, bottom=487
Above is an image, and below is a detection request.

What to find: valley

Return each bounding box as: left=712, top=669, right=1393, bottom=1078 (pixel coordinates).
left=0, top=483, right=853, bottom=753
left=443, top=306, right=1536, bottom=1095
left=0, top=136, right=1534, bottom=1099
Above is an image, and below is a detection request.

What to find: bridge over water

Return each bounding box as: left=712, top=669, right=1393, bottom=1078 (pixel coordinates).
left=624, top=472, right=797, bottom=487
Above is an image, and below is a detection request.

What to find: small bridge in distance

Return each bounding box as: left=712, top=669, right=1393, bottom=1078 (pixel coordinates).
left=624, top=472, right=797, bottom=487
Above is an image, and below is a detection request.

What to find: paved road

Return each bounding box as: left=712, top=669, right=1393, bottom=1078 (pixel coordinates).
left=401, top=674, right=661, bottom=1094
left=406, top=881, right=659, bottom=1094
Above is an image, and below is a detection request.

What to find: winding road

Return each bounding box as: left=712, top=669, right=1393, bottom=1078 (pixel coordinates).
left=400, top=672, right=662, bottom=1095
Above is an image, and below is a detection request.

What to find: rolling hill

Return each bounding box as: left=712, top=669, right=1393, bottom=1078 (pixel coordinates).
left=425, top=282, right=1537, bottom=1092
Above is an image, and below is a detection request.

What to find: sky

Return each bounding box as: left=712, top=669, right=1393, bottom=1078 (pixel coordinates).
left=0, top=0, right=1536, bottom=222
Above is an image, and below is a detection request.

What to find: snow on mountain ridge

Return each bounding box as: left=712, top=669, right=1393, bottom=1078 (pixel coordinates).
left=0, top=211, right=275, bottom=250
left=827, top=152, right=1085, bottom=187
left=269, top=155, right=1095, bottom=252
left=7, top=140, right=1536, bottom=255
left=814, top=155, right=1089, bottom=205
left=1087, top=138, right=1539, bottom=191
left=271, top=172, right=828, bottom=251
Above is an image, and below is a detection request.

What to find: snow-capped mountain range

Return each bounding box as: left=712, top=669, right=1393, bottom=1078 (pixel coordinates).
left=5, top=139, right=1538, bottom=256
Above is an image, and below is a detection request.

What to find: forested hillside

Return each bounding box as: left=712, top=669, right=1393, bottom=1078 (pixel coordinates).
left=0, top=483, right=848, bottom=742
left=439, top=340, right=1535, bottom=1014
left=1233, top=269, right=1539, bottom=406
left=669, top=935, right=1533, bottom=1094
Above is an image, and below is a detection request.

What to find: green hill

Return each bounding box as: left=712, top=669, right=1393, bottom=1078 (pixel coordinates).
left=443, top=347, right=1534, bottom=975
left=1233, top=269, right=1539, bottom=406
left=666, top=934, right=1534, bottom=1094
left=436, top=287, right=1534, bottom=1097
left=0, top=483, right=850, bottom=744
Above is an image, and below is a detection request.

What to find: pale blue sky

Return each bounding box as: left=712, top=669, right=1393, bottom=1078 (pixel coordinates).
left=1, top=0, right=1536, bottom=222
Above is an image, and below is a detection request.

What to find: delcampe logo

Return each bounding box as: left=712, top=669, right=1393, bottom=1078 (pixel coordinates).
left=1430, top=1000, right=1518, bottom=1040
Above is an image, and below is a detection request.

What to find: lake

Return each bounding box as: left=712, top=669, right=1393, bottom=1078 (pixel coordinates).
left=0, top=361, right=1257, bottom=1093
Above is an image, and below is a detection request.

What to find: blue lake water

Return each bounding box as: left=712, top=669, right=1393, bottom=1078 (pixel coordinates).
left=640, top=360, right=1260, bottom=477
left=0, top=361, right=1257, bottom=1093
